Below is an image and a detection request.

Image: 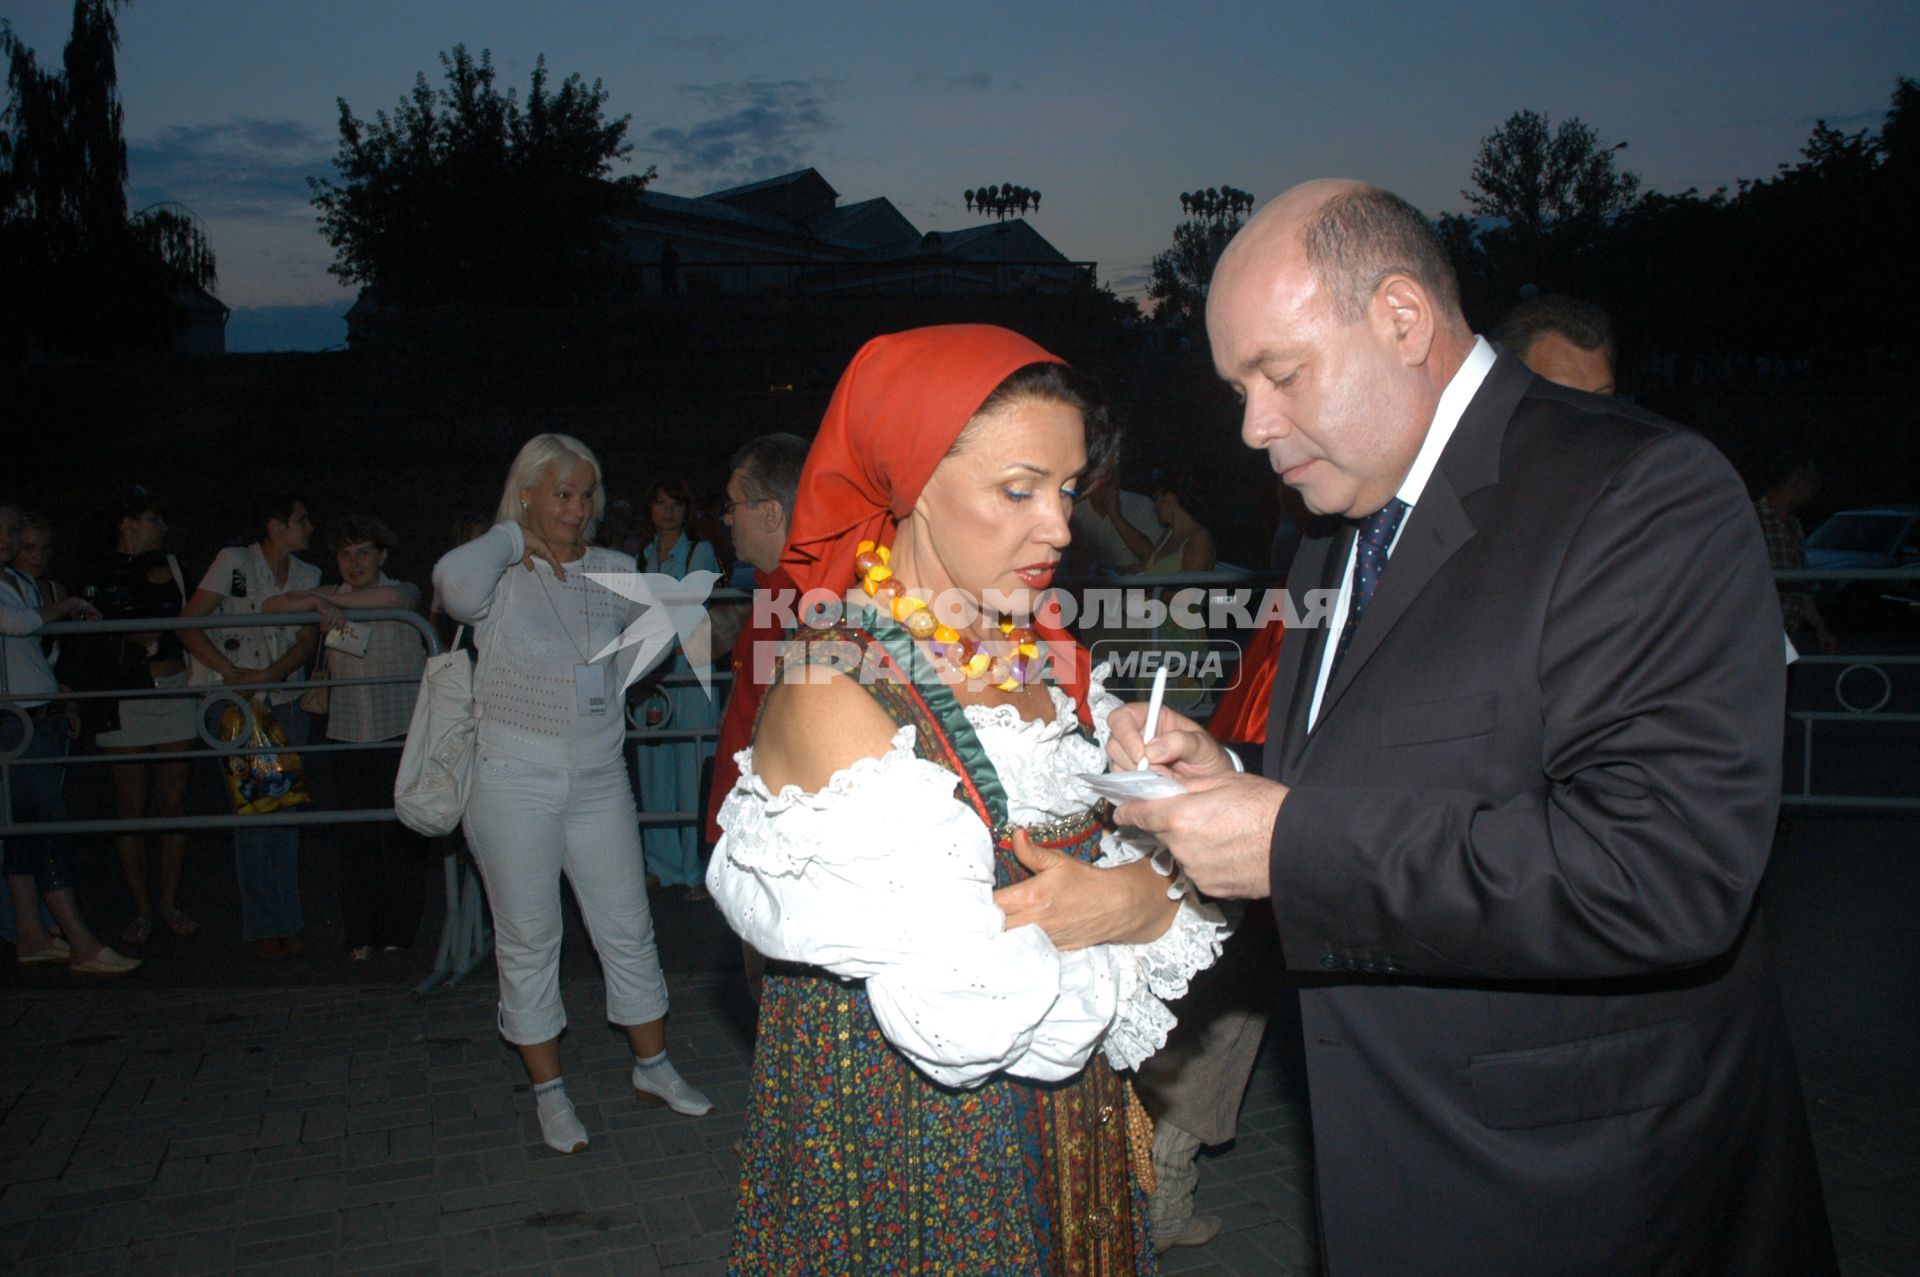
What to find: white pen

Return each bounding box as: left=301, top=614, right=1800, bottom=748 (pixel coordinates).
left=1136, top=663, right=1170, bottom=771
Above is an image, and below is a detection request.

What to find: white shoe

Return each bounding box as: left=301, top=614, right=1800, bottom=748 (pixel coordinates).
left=1152, top=1213, right=1222, bottom=1255
left=539, top=1100, right=588, bottom=1154
left=633, top=1060, right=713, bottom=1117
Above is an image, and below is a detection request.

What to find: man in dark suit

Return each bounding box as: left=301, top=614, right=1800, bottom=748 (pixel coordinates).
left=1111, top=180, right=1835, bottom=1274
left=1491, top=292, right=1618, bottom=396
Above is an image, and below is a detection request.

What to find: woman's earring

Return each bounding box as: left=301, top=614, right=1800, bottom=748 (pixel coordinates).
left=520, top=499, right=529, bottom=511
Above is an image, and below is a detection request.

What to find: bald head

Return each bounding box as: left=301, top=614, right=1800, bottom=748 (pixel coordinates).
left=1204, top=181, right=1476, bottom=518
left=1223, top=181, right=1466, bottom=324
left=1217, top=179, right=1364, bottom=273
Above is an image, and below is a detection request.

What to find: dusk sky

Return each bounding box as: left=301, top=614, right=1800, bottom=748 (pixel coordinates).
left=6, top=1, right=1914, bottom=350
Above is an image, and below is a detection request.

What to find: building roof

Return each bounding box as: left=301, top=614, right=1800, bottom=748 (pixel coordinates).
left=613, top=168, right=1085, bottom=283
left=806, top=197, right=921, bottom=252
left=700, top=168, right=840, bottom=204
left=903, top=220, right=1070, bottom=264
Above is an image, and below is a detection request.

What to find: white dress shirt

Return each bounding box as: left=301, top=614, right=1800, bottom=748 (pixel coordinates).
left=1307, top=336, right=1497, bottom=729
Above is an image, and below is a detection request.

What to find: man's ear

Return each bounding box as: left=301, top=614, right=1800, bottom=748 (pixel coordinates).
left=1374, top=274, right=1436, bottom=367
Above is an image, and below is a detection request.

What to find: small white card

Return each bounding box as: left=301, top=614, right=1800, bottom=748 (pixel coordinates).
left=574, top=663, right=611, bottom=716
left=1078, top=770, right=1189, bottom=803
left=324, top=624, right=370, bottom=658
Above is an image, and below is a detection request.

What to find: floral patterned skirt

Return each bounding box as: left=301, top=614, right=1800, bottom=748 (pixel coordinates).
left=730, top=967, right=1155, bottom=1276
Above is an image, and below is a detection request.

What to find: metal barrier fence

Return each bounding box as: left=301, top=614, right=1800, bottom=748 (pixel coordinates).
left=1770, top=568, right=1920, bottom=811
left=7, top=572, right=1915, bottom=826
left=0, top=608, right=743, bottom=992
left=3, top=567, right=1914, bottom=983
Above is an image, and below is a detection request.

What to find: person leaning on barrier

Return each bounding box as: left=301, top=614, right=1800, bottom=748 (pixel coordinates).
left=0, top=497, right=138, bottom=975
left=78, top=485, right=200, bottom=945
left=264, top=513, right=428, bottom=961
left=434, top=433, right=712, bottom=1156
left=178, top=488, right=322, bottom=960
left=10, top=512, right=70, bottom=611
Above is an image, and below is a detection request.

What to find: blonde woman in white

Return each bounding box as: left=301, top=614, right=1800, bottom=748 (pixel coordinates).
left=434, top=434, right=711, bottom=1154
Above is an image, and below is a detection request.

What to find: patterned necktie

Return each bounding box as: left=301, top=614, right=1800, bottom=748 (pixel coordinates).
left=1327, top=498, right=1410, bottom=687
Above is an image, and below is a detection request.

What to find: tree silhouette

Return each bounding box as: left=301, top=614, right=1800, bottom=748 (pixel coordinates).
left=309, top=46, right=653, bottom=310
left=1465, top=109, right=1639, bottom=242
left=1447, top=109, right=1639, bottom=304
left=0, top=1, right=216, bottom=359
left=1145, top=185, right=1252, bottom=334
left=1442, top=81, right=1919, bottom=393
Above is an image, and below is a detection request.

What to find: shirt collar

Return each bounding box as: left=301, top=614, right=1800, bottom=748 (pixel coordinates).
left=1394, top=335, right=1496, bottom=509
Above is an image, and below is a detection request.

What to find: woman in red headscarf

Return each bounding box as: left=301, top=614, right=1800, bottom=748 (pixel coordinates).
left=708, top=326, right=1226, bottom=1274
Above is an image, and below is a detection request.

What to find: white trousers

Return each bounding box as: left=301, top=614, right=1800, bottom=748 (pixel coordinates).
left=463, top=747, right=669, bottom=1044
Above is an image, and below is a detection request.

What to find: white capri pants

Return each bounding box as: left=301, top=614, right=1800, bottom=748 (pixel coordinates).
left=463, top=747, right=670, bottom=1044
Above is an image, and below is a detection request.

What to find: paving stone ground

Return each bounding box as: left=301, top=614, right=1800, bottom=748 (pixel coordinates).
left=1, top=814, right=1913, bottom=1275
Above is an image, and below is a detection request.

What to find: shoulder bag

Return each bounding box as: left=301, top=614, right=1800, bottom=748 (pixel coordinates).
left=392, top=624, right=481, bottom=835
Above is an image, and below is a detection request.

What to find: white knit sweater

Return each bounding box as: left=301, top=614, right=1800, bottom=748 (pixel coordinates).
left=433, top=521, right=653, bottom=769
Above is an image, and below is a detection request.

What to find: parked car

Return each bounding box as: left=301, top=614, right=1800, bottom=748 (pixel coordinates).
left=1805, top=505, right=1920, bottom=625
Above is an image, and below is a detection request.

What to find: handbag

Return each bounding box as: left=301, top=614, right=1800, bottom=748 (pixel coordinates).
left=298, top=649, right=331, bottom=716
left=392, top=625, right=481, bottom=836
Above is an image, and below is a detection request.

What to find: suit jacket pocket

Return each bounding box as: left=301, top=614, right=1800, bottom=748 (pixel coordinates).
left=1378, top=689, right=1496, bottom=747
left=1469, top=1019, right=1706, bottom=1130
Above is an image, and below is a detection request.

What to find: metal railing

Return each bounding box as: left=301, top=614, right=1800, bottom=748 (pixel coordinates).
left=0, top=610, right=502, bottom=991
left=0, top=607, right=757, bottom=991
left=1771, top=567, right=1920, bottom=811
left=4, top=565, right=1912, bottom=984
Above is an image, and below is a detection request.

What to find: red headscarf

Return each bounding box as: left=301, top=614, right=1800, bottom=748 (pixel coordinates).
left=780, top=324, right=1093, bottom=721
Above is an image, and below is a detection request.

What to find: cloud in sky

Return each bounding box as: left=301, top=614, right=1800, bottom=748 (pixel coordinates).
left=127, top=116, right=332, bottom=220
left=124, top=117, right=341, bottom=306
left=670, top=33, right=745, bottom=60
left=642, top=80, right=833, bottom=187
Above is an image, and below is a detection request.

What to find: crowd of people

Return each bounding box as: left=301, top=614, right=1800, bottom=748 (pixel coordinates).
left=2, top=178, right=1852, bottom=1273
left=0, top=471, right=744, bottom=979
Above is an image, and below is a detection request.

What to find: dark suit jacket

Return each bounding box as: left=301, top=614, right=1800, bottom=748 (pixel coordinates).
left=1262, top=355, right=1835, bottom=1275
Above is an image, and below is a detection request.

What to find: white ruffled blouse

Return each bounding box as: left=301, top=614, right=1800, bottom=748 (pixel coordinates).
left=707, top=667, right=1227, bottom=1090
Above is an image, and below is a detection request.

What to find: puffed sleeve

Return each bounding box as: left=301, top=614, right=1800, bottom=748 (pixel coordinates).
left=1083, top=662, right=1232, bottom=1070
left=707, top=725, right=1136, bottom=1089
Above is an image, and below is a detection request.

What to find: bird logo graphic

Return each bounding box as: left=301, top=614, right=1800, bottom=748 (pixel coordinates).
left=585, top=570, right=724, bottom=699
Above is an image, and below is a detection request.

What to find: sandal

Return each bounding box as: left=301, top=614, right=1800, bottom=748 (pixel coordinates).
left=122, top=914, right=153, bottom=945
left=71, top=947, right=142, bottom=976
left=160, top=906, right=198, bottom=936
